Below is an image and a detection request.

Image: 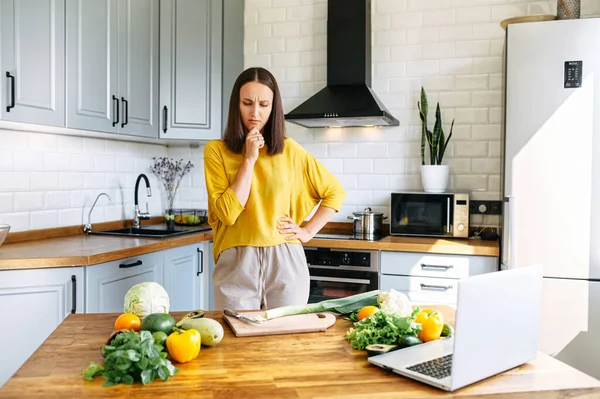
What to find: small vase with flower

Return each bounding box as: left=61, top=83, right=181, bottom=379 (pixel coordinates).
left=150, top=157, right=194, bottom=229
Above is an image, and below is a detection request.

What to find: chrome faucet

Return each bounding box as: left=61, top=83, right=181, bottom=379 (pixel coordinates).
left=84, top=192, right=112, bottom=233
left=134, top=173, right=152, bottom=228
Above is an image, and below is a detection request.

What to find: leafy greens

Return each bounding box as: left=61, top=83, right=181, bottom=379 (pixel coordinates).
left=345, top=307, right=422, bottom=350
left=83, top=330, right=179, bottom=387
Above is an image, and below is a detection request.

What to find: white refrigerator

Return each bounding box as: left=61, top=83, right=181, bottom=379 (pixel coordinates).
left=503, top=17, right=600, bottom=379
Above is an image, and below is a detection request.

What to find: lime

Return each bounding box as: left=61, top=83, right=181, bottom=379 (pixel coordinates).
left=153, top=331, right=168, bottom=346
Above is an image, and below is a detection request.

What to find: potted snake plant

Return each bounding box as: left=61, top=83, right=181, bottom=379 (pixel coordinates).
left=418, top=87, right=454, bottom=193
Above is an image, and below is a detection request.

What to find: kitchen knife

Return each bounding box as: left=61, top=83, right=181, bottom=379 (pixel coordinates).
left=223, top=308, right=262, bottom=325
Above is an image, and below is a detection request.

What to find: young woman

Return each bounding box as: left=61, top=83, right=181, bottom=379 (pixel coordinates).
left=204, top=67, right=345, bottom=311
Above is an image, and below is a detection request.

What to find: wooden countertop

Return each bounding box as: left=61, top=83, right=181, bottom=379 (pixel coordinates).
left=0, top=221, right=499, bottom=271
left=0, top=229, right=214, bottom=271
left=306, top=235, right=499, bottom=257
left=1, top=310, right=598, bottom=398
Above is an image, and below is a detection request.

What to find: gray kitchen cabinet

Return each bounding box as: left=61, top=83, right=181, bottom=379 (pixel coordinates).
left=163, top=242, right=210, bottom=312
left=85, top=251, right=164, bottom=313
left=0, top=0, right=65, bottom=127
left=0, top=266, right=83, bottom=388
left=379, top=251, right=498, bottom=307
left=65, top=0, right=159, bottom=138
left=159, top=0, right=222, bottom=140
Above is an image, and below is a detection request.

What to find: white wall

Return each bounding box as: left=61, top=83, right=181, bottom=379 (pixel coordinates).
left=244, top=0, right=600, bottom=224
left=0, top=129, right=207, bottom=232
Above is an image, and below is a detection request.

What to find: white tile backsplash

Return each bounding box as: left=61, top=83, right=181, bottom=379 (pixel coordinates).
left=0, top=127, right=205, bottom=232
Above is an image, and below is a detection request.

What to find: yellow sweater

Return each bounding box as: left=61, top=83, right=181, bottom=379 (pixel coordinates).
left=204, top=138, right=346, bottom=263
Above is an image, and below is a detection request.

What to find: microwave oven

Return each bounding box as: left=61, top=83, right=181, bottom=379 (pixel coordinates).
left=390, top=192, right=470, bottom=238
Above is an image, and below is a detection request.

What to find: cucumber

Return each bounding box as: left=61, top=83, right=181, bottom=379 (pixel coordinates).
left=178, top=317, right=224, bottom=346
left=441, top=324, right=454, bottom=337
left=140, top=313, right=176, bottom=336
left=365, top=344, right=398, bottom=356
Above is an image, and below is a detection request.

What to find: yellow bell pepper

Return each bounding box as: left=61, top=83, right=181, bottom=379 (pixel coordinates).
left=166, top=327, right=201, bottom=363
left=415, top=308, right=444, bottom=342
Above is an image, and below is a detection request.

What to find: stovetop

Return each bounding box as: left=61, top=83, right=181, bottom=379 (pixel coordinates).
left=312, top=233, right=387, bottom=242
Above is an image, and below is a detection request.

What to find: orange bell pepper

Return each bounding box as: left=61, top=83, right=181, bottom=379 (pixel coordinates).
left=415, top=308, right=444, bottom=342
left=166, top=327, right=201, bottom=363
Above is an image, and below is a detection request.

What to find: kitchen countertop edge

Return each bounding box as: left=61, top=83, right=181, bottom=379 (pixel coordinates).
left=0, top=230, right=499, bottom=271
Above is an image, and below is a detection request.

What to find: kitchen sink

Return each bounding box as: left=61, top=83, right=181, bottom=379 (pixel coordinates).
left=89, top=225, right=211, bottom=238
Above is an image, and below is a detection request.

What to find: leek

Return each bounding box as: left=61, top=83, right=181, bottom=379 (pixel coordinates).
left=254, top=290, right=381, bottom=321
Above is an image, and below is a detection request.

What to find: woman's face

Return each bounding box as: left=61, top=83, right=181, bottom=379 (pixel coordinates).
left=239, top=81, right=274, bottom=134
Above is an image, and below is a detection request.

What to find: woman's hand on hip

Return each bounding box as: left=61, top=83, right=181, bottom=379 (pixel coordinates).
left=245, top=127, right=264, bottom=162
left=277, top=216, right=313, bottom=243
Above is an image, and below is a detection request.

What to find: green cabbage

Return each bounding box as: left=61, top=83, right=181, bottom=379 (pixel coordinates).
left=123, top=282, right=170, bottom=318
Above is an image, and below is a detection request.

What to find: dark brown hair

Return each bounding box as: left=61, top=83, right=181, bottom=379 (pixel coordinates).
left=223, top=67, right=286, bottom=155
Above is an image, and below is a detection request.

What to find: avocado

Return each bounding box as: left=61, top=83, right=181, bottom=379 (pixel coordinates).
left=365, top=344, right=399, bottom=357
left=140, top=313, right=176, bottom=336
left=397, top=335, right=423, bottom=348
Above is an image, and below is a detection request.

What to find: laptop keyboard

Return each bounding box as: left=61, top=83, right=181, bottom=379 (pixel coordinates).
left=406, top=354, right=453, bottom=380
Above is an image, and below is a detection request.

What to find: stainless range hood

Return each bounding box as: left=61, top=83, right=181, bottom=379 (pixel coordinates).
left=284, top=0, right=399, bottom=128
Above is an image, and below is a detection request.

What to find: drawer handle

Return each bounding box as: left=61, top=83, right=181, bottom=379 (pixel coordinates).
left=119, top=260, right=143, bottom=269
left=420, top=283, right=452, bottom=291
left=421, top=263, right=453, bottom=271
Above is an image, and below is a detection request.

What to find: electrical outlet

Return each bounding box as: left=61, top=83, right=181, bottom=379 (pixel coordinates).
left=470, top=200, right=502, bottom=215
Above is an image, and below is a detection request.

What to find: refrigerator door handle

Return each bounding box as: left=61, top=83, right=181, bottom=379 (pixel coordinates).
left=501, top=196, right=515, bottom=270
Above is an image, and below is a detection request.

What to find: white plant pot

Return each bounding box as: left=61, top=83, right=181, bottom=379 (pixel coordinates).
left=421, top=165, right=450, bottom=193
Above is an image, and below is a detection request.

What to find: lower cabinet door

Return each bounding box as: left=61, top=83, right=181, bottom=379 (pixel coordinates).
left=0, top=266, right=84, bottom=388
left=380, top=274, right=458, bottom=307
left=163, top=243, right=208, bottom=312
left=85, top=251, right=164, bottom=313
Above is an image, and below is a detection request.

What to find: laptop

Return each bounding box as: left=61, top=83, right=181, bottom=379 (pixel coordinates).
left=368, top=265, right=543, bottom=392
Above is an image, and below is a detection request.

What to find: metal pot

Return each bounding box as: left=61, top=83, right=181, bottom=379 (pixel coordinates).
left=348, top=207, right=387, bottom=238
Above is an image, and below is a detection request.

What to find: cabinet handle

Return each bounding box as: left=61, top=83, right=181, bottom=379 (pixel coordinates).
left=119, top=260, right=143, bottom=268
left=112, top=95, right=119, bottom=126
left=71, top=275, right=77, bottom=314
left=197, top=248, right=203, bottom=276
left=121, top=97, right=129, bottom=127
left=6, top=72, right=15, bottom=112
left=420, top=263, right=453, bottom=271
left=420, top=283, right=452, bottom=291
left=162, top=106, right=168, bottom=133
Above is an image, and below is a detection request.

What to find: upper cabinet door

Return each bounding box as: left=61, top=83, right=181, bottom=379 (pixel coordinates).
left=117, top=0, right=159, bottom=138
left=65, top=0, right=119, bottom=133
left=159, top=0, right=222, bottom=140
left=0, top=0, right=65, bottom=127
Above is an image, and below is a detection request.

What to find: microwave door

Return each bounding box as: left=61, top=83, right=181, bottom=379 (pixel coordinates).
left=391, top=194, right=451, bottom=236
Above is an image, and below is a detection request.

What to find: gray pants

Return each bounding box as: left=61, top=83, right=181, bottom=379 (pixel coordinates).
left=212, top=243, right=309, bottom=311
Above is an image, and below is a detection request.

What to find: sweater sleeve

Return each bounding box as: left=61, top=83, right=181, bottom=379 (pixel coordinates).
left=203, top=142, right=245, bottom=226
left=303, top=149, right=346, bottom=212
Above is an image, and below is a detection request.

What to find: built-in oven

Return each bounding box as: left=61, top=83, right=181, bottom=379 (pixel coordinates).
left=390, top=192, right=470, bottom=238
left=304, top=247, right=379, bottom=303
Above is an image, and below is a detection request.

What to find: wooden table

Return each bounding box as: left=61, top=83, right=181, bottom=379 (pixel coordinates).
left=1, top=311, right=599, bottom=399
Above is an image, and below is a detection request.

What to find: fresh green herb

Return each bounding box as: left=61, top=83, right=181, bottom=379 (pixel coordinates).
left=83, top=330, right=179, bottom=387
left=345, top=307, right=422, bottom=350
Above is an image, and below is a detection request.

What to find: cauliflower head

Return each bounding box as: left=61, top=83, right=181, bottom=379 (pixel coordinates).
left=377, top=289, right=412, bottom=316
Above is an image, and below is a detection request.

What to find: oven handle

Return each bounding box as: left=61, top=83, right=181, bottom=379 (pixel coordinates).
left=310, top=276, right=371, bottom=285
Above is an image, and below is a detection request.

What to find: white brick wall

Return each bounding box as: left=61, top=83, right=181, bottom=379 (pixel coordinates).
left=0, top=130, right=208, bottom=232
left=244, top=0, right=600, bottom=222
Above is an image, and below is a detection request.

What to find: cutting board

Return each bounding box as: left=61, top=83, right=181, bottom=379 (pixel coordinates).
left=222, top=311, right=337, bottom=337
